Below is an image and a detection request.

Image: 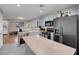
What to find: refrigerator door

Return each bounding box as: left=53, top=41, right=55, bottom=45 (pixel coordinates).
left=77, top=15, right=79, bottom=54
left=63, top=15, right=77, bottom=48
left=54, top=18, right=63, bottom=43
left=54, top=17, right=63, bottom=43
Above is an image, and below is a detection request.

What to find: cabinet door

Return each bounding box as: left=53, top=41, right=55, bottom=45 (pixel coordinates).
left=63, top=16, right=77, bottom=48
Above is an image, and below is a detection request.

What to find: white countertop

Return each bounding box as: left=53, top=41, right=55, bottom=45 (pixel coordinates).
left=23, top=35, right=76, bottom=55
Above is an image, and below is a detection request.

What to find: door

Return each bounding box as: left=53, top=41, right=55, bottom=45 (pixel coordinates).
left=63, top=15, right=77, bottom=48
left=77, top=15, right=79, bottom=54
left=54, top=17, right=63, bottom=43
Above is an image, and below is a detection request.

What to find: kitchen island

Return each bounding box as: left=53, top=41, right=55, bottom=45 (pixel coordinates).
left=23, top=35, right=76, bottom=55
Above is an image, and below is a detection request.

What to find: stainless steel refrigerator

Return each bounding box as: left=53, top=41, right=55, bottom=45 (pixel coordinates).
left=54, top=15, right=78, bottom=49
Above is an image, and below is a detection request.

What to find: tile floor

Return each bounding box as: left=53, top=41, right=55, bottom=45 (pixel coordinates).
left=0, top=35, right=35, bottom=55
left=0, top=44, right=27, bottom=55
left=0, top=35, right=27, bottom=55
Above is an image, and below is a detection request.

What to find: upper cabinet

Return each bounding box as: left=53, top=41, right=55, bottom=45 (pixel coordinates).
left=25, top=20, right=38, bottom=28
left=37, top=20, right=45, bottom=27
left=37, top=15, right=54, bottom=27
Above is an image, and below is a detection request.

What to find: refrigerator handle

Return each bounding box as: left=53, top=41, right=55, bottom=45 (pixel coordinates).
left=59, top=26, right=63, bottom=43
left=60, top=26, right=63, bottom=36
left=61, top=27, right=63, bottom=36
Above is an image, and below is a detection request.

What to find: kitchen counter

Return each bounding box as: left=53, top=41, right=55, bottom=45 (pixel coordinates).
left=23, top=35, right=76, bottom=55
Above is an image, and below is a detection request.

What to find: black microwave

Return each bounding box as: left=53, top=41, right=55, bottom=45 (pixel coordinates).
left=45, top=21, right=54, bottom=26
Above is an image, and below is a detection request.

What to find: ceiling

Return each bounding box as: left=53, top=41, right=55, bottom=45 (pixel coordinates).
left=0, top=4, right=76, bottom=20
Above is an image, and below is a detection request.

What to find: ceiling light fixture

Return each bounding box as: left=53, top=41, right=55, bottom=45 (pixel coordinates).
left=17, top=4, right=21, bottom=7
left=39, top=4, right=44, bottom=13
left=18, top=17, right=25, bottom=19
left=40, top=10, right=43, bottom=13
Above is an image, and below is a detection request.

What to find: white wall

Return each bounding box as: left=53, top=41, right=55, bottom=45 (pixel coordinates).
left=8, top=20, right=25, bottom=32
left=0, top=9, right=3, bottom=48
left=3, top=20, right=8, bottom=34
left=27, top=20, right=37, bottom=28
left=8, top=19, right=38, bottom=32
left=8, top=20, right=17, bottom=32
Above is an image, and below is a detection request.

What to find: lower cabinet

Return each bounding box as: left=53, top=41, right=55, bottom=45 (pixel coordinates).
left=54, top=35, right=60, bottom=42
left=41, top=32, right=53, bottom=40
left=25, top=44, right=35, bottom=55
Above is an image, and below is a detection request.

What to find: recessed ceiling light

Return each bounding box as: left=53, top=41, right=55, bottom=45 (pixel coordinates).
left=17, top=4, right=21, bottom=7
left=40, top=10, right=43, bottom=13
left=17, top=17, right=25, bottom=19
